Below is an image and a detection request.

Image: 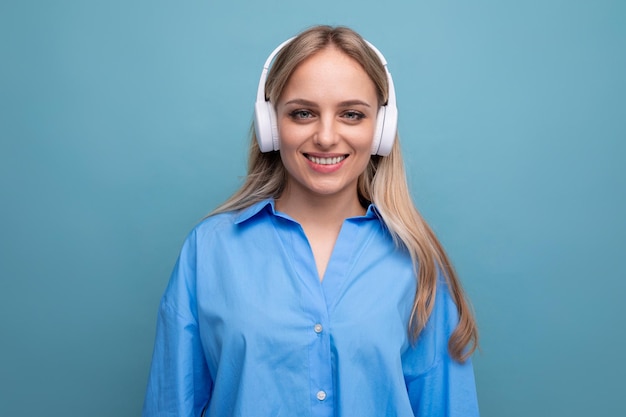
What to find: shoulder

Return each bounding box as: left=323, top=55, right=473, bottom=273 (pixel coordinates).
left=184, top=199, right=275, bottom=248
left=192, top=211, right=239, bottom=241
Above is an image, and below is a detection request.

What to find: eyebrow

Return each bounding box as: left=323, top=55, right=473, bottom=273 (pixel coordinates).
left=283, top=98, right=372, bottom=108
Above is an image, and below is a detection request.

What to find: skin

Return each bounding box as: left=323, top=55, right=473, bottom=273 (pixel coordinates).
left=274, top=46, right=379, bottom=280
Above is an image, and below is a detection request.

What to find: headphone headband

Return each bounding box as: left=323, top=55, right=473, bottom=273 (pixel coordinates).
left=254, top=35, right=398, bottom=156
left=255, top=37, right=295, bottom=103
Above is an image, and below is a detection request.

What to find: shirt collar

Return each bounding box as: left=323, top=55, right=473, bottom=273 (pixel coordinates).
left=233, top=198, right=381, bottom=225
left=233, top=199, right=276, bottom=224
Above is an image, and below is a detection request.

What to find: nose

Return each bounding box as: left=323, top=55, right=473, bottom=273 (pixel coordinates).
left=314, top=115, right=339, bottom=149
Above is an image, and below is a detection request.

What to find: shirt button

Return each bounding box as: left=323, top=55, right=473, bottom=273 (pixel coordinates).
left=314, top=323, right=323, bottom=333
left=316, top=390, right=327, bottom=401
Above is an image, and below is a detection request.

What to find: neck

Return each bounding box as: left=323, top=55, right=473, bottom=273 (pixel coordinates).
left=276, top=183, right=366, bottom=282
left=275, top=187, right=365, bottom=228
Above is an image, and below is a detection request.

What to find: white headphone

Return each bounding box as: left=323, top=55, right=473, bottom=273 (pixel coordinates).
left=254, top=37, right=398, bottom=156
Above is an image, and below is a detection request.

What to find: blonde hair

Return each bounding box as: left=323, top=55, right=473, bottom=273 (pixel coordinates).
left=213, top=25, right=478, bottom=362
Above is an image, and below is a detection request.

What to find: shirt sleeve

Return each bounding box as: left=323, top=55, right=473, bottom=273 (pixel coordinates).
left=142, top=229, right=212, bottom=417
left=403, top=280, right=479, bottom=417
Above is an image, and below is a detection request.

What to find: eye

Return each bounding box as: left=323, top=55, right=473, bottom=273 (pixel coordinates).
left=342, top=110, right=365, bottom=121
left=289, top=109, right=315, bottom=120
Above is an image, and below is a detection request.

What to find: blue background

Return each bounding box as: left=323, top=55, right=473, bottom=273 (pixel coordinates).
left=1, top=1, right=624, bottom=416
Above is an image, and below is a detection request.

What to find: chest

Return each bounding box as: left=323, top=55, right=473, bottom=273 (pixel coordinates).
left=195, top=217, right=417, bottom=365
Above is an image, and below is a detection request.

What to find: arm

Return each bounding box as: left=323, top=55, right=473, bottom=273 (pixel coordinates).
left=142, top=230, right=212, bottom=417
left=404, top=281, right=479, bottom=416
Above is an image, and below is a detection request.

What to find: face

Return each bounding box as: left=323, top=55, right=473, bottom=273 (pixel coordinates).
left=275, top=46, right=378, bottom=205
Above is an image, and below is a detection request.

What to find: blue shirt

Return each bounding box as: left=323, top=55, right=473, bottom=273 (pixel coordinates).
left=143, top=199, right=479, bottom=417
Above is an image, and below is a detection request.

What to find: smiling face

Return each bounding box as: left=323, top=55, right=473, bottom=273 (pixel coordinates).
left=275, top=46, right=379, bottom=207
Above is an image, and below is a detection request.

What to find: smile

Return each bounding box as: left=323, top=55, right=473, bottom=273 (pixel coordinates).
left=305, top=155, right=347, bottom=165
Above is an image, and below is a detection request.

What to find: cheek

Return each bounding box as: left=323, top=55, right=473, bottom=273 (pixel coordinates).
left=352, top=127, right=376, bottom=153
left=278, top=122, right=305, bottom=150
left=356, top=154, right=373, bottom=173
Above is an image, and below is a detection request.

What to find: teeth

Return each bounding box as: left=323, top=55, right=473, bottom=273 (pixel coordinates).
left=307, top=155, right=346, bottom=165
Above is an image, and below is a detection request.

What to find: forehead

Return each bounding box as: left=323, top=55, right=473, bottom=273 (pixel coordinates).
left=279, top=46, right=377, bottom=103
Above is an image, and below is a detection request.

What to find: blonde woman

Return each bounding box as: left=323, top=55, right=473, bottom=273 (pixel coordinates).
left=143, top=25, right=479, bottom=417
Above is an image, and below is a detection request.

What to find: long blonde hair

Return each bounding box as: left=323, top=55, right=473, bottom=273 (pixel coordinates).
left=213, top=25, right=478, bottom=362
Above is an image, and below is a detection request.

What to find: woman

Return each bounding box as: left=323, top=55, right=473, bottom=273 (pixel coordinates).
left=143, top=25, right=479, bottom=417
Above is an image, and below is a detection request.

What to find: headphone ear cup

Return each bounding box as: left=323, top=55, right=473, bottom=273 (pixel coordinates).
left=254, top=100, right=280, bottom=152
left=268, top=103, right=280, bottom=151
left=375, top=102, right=398, bottom=156
left=371, top=106, right=386, bottom=155
left=254, top=101, right=274, bottom=152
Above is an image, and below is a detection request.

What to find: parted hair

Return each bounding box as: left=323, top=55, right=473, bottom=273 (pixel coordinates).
left=212, top=25, right=478, bottom=362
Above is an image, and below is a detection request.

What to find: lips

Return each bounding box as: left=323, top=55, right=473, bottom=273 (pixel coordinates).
left=304, top=154, right=348, bottom=165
